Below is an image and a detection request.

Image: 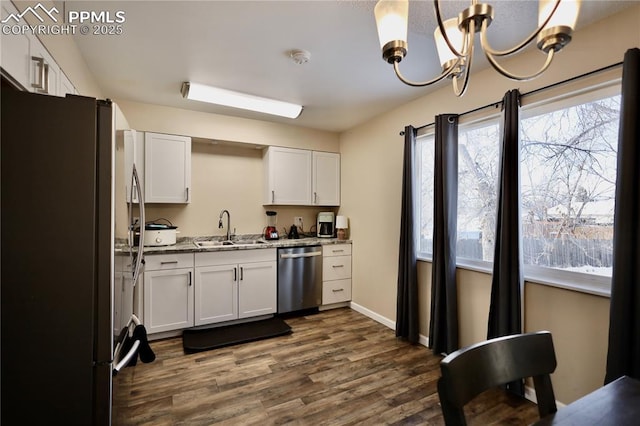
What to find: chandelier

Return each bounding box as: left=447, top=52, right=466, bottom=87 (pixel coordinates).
left=374, top=0, right=581, bottom=96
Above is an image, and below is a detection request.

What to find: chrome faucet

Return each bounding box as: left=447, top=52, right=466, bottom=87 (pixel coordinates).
left=218, top=209, right=231, bottom=241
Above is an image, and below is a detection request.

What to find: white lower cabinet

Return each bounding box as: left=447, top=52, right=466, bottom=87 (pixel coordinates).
left=194, top=249, right=277, bottom=326
left=322, top=244, right=352, bottom=305
left=143, top=253, right=194, bottom=334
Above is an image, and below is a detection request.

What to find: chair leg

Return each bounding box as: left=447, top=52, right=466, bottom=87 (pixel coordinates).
left=438, top=378, right=467, bottom=426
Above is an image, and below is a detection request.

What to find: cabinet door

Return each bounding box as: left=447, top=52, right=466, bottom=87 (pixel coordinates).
left=194, top=264, right=238, bottom=326
left=264, top=147, right=312, bottom=205
left=238, top=261, right=277, bottom=318
left=123, top=130, right=145, bottom=203
left=313, top=151, right=340, bottom=206
left=144, top=268, right=194, bottom=333
left=1, top=2, right=33, bottom=90
left=144, top=132, right=191, bottom=203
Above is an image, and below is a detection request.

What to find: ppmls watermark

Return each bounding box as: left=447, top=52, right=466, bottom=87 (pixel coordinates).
left=1, top=3, right=126, bottom=36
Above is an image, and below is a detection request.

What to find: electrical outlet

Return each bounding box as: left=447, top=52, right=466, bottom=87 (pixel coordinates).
left=294, top=217, right=303, bottom=228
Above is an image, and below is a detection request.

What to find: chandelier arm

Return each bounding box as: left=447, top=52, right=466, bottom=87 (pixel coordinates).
left=434, top=0, right=465, bottom=58
left=484, top=47, right=555, bottom=81
left=392, top=60, right=458, bottom=87
left=480, top=0, right=562, bottom=57
left=453, top=20, right=476, bottom=96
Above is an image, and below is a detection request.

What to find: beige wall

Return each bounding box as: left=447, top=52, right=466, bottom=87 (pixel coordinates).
left=342, top=5, right=640, bottom=405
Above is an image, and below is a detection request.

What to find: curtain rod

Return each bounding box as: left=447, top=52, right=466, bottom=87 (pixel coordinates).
left=400, top=60, right=624, bottom=136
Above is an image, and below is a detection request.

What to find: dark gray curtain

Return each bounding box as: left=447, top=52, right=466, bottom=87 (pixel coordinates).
left=488, top=90, right=524, bottom=395
left=396, top=126, right=419, bottom=344
left=429, top=114, right=459, bottom=355
left=605, top=48, right=640, bottom=384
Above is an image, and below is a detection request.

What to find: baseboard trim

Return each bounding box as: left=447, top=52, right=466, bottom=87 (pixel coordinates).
left=349, top=302, right=429, bottom=348
left=524, top=385, right=566, bottom=409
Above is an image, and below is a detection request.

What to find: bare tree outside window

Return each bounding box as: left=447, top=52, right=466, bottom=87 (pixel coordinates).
left=521, top=95, right=620, bottom=276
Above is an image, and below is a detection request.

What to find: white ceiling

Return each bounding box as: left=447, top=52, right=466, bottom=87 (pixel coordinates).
left=69, top=0, right=635, bottom=133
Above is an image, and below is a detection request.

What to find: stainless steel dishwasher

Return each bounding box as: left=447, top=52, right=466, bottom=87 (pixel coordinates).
left=277, top=245, right=323, bottom=313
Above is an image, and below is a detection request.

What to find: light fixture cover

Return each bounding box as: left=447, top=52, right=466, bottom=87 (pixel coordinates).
left=374, top=0, right=409, bottom=49
left=538, top=0, right=581, bottom=31
left=434, top=18, right=464, bottom=68
left=181, top=82, right=303, bottom=119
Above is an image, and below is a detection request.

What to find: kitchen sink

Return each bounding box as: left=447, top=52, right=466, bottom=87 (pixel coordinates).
left=193, top=240, right=233, bottom=248
left=232, top=239, right=267, bottom=246
left=193, top=239, right=266, bottom=249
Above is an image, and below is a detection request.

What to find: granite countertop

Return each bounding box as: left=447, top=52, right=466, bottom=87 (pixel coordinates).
left=115, top=234, right=351, bottom=255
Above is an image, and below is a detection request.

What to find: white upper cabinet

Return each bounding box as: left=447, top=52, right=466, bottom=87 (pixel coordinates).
left=124, top=130, right=191, bottom=204
left=144, top=132, right=192, bottom=203
left=312, top=151, right=340, bottom=206
left=263, top=146, right=340, bottom=206
left=123, top=130, right=145, bottom=203
left=1, top=2, right=32, bottom=90
left=263, top=146, right=313, bottom=205
left=1, top=1, right=77, bottom=96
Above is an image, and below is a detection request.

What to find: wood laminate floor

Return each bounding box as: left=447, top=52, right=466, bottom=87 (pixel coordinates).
left=113, top=308, right=539, bottom=425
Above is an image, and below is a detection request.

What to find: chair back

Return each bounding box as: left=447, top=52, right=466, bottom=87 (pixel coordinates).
left=438, top=331, right=557, bottom=425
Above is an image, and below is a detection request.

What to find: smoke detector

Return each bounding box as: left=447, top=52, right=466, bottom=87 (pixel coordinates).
left=290, top=49, right=311, bottom=65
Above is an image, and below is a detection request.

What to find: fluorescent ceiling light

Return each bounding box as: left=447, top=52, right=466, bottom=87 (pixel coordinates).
left=181, top=82, right=303, bottom=119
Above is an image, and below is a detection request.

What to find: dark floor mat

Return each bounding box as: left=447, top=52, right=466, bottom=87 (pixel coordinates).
left=182, top=317, right=292, bottom=353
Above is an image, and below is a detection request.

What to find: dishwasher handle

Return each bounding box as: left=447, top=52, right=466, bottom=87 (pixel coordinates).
left=280, top=250, right=322, bottom=259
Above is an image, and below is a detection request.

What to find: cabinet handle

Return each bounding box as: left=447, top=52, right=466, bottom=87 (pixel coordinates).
left=332, top=288, right=344, bottom=292
left=31, top=56, right=45, bottom=90
left=240, top=267, right=243, bottom=281
left=271, top=190, right=275, bottom=203
left=332, top=264, right=344, bottom=268
left=188, top=271, right=192, bottom=286
left=314, top=192, right=317, bottom=204
left=186, top=187, right=189, bottom=202
left=42, top=63, right=49, bottom=94
left=234, top=267, right=237, bottom=282
left=332, top=249, right=345, bottom=253
left=160, top=260, right=179, bottom=265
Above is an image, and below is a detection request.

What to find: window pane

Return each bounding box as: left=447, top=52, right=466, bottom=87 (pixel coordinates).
left=457, top=122, right=500, bottom=262
left=521, top=95, right=620, bottom=276
left=416, top=134, right=434, bottom=257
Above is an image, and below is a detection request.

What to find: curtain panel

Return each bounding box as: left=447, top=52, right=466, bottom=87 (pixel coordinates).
left=396, top=125, right=419, bottom=344
left=487, top=89, right=523, bottom=340
left=429, top=114, right=459, bottom=355
left=605, top=47, right=640, bottom=384
left=487, top=89, right=524, bottom=396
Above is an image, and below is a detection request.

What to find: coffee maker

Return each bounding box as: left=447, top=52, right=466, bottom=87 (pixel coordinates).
left=264, top=210, right=279, bottom=240
left=317, top=212, right=335, bottom=238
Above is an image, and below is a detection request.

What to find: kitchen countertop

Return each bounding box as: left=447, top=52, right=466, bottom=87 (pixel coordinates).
left=115, top=235, right=351, bottom=255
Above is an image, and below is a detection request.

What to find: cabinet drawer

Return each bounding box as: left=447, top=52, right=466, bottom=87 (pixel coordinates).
left=322, top=279, right=352, bottom=304
left=323, top=255, right=351, bottom=281
left=144, top=253, right=194, bottom=270
left=323, top=244, right=352, bottom=257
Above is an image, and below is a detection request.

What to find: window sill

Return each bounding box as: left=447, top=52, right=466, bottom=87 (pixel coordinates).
left=416, top=257, right=611, bottom=298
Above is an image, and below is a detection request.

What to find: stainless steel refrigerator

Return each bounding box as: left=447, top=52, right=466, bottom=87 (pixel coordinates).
left=1, top=87, right=116, bottom=424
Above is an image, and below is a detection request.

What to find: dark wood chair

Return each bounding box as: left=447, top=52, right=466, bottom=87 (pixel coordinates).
left=437, top=331, right=558, bottom=426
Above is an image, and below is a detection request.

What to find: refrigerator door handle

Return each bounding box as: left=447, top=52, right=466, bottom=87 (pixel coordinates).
left=130, top=164, right=145, bottom=287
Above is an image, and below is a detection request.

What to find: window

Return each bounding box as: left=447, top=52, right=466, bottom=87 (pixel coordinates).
left=457, top=120, right=500, bottom=264
left=415, top=118, right=500, bottom=262
left=521, top=93, right=620, bottom=279
left=415, top=79, right=621, bottom=294
left=416, top=133, right=434, bottom=258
